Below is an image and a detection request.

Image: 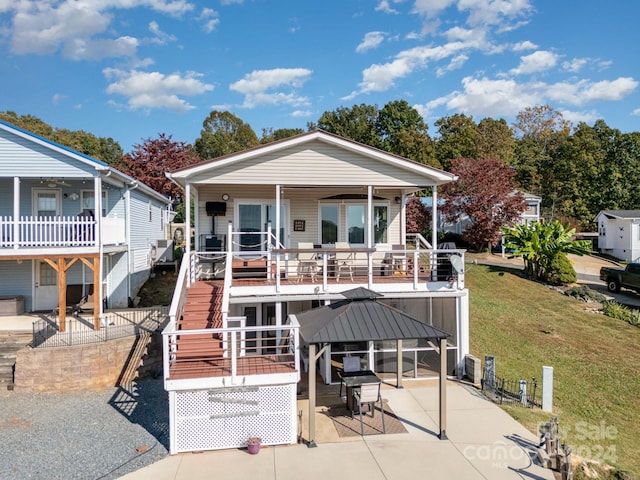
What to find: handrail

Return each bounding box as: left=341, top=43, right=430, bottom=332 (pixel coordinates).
left=163, top=254, right=190, bottom=380
left=407, top=232, right=432, bottom=250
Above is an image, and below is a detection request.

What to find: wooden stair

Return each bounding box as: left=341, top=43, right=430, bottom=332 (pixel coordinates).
left=174, top=281, right=224, bottom=364
left=232, top=258, right=268, bottom=279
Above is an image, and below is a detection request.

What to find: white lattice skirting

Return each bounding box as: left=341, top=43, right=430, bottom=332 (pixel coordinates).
left=169, top=383, right=298, bottom=454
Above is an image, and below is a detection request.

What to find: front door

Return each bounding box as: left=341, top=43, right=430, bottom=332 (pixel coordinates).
left=34, top=260, right=58, bottom=311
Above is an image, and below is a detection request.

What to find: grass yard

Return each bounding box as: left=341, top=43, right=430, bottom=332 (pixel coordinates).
left=467, top=264, right=640, bottom=478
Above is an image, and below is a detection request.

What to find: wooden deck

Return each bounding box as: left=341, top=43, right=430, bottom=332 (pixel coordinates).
left=168, top=280, right=296, bottom=381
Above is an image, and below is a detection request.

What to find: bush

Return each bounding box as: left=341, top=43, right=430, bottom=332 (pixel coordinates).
left=546, top=253, right=577, bottom=285
left=564, top=285, right=607, bottom=303
left=602, top=301, right=640, bottom=326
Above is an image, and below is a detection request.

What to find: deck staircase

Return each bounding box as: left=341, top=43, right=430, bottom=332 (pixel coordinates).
left=0, top=333, right=31, bottom=390
left=170, top=281, right=225, bottom=379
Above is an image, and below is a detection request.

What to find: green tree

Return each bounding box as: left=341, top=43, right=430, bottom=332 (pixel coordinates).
left=512, top=105, right=571, bottom=206
left=376, top=100, right=438, bottom=166
left=259, top=127, right=305, bottom=144
left=502, top=220, right=590, bottom=282
left=194, top=110, right=259, bottom=159
left=476, top=118, right=515, bottom=164
left=434, top=114, right=478, bottom=170
left=316, top=103, right=380, bottom=147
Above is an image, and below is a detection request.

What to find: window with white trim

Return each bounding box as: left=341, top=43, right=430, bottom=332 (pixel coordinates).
left=81, top=190, right=107, bottom=217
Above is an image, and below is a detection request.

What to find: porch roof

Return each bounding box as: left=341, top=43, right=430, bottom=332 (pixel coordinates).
left=293, top=287, right=450, bottom=345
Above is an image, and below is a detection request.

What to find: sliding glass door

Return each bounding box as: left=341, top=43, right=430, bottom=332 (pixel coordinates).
left=236, top=201, right=287, bottom=252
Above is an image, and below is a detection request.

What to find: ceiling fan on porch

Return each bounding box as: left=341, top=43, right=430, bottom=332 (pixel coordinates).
left=42, top=178, right=72, bottom=188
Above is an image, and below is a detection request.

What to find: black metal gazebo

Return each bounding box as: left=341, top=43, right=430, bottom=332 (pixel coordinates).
left=291, top=287, right=451, bottom=447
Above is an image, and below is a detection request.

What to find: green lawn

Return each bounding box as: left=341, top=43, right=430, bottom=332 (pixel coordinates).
left=467, top=264, right=640, bottom=478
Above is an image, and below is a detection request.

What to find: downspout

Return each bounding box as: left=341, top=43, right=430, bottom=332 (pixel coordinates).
left=125, top=180, right=139, bottom=301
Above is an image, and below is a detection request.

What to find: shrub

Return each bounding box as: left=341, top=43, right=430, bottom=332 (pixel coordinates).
left=564, top=285, right=607, bottom=303
left=546, top=253, right=577, bottom=285
left=602, top=301, right=640, bottom=326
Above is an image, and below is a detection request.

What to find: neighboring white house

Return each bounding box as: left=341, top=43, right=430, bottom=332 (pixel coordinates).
left=162, top=130, right=469, bottom=453
left=0, top=119, right=171, bottom=329
left=426, top=191, right=542, bottom=238
left=595, top=210, right=640, bottom=262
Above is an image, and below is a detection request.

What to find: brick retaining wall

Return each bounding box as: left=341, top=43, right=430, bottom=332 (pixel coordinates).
left=13, top=333, right=163, bottom=393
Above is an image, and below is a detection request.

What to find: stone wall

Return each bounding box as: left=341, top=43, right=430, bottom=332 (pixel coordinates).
left=13, top=333, right=163, bottom=393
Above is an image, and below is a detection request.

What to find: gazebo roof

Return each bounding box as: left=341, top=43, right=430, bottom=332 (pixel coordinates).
left=294, top=288, right=450, bottom=344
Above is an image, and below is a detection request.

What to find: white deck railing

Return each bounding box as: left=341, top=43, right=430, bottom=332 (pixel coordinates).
left=0, top=215, right=126, bottom=249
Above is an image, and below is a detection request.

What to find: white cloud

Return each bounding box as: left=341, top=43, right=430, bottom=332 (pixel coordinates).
left=632, top=108, right=640, bottom=117
left=545, top=77, right=639, bottom=106
left=230, top=68, right=313, bottom=108
left=510, top=50, right=558, bottom=75
left=436, top=54, right=469, bottom=76
left=512, top=40, right=537, bottom=51
left=148, top=21, right=177, bottom=45
left=350, top=41, right=465, bottom=95
left=291, top=110, right=312, bottom=118
left=375, top=0, right=401, bottom=14
left=220, top=0, right=244, bottom=4
left=356, top=32, right=386, bottom=53
left=417, top=75, right=639, bottom=122
left=104, top=68, right=214, bottom=112
left=562, top=57, right=588, bottom=73
left=458, top=0, right=534, bottom=28
left=6, top=0, right=194, bottom=60
left=199, top=7, right=220, bottom=33
left=560, top=109, right=598, bottom=125
left=52, top=93, right=66, bottom=105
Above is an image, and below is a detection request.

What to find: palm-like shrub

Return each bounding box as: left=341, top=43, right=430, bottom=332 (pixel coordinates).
left=502, top=220, right=591, bottom=283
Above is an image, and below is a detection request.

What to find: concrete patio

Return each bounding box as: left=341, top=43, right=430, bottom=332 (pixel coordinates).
left=120, top=380, right=555, bottom=480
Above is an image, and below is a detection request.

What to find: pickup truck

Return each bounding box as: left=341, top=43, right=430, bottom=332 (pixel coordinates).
left=599, top=263, right=640, bottom=293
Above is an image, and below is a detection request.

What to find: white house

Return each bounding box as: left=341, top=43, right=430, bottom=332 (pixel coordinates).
left=595, top=210, right=640, bottom=262
left=435, top=191, right=541, bottom=237
left=0, top=119, right=171, bottom=330
left=162, top=130, right=469, bottom=453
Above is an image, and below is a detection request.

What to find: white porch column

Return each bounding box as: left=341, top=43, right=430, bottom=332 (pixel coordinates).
left=431, top=185, right=438, bottom=249
left=275, top=184, right=281, bottom=247
left=185, top=183, right=191, bottom=254
left=400, top=193, right=406, bottom=246
left=308, top=343, right=317, bottom=448
left=367, top=186, right=373, bottom=286
left=439, top=337, right=448, bottom=440
left=185, top=183, right=191, bottom=286
left=95, top=176, right=103, bottom=318
left=193, top=188, right=200, bottom=250
left=13, top=177, right=20, bottom=249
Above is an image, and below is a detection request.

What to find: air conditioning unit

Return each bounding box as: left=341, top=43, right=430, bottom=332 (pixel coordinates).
left=156, top=239, right=174, bottom=262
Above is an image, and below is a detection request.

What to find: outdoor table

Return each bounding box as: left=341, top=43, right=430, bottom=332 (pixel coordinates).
left=342, top=371, right=380, bottom=412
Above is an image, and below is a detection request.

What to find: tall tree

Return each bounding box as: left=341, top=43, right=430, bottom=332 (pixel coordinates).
left=434, top=114, right=478, bottom=170
left=476, top=118, right=515, bottom=164
left=376, top=100, right=438, bottom=167
left=194, top=110, right=259, bottom=159
left=440, top=157, right=526, bottom=250
left=316, top=103, right=380, bottom=147
left=119, top=134, right=202, bottom=198
left=260, top=127, right=305, bottom=144
left=512, top=105, right=571, bottom=202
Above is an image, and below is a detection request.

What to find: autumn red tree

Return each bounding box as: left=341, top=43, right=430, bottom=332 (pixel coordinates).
left=440, top=158, right=526, bottom=250
left=118, top=134, right=202, bottom=199
left=405, top=196, right=431, bottom=234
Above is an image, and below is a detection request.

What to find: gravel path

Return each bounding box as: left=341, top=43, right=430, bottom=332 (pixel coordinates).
left=0, top=378, right=169, bottom=480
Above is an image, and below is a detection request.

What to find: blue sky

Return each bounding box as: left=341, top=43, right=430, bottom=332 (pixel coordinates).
left=1, top=0, right=639, bottom=153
